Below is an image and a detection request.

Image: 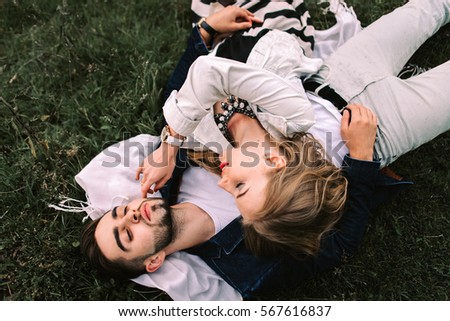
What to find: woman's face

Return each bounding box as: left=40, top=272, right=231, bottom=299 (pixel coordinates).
left=218, top=142, right=283, bottom=221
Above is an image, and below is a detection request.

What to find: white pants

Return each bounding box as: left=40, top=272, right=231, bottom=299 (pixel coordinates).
left=318, top=0, right=450, bottom=166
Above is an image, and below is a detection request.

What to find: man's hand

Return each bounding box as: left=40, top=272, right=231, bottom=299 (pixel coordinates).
left=200, top=7, right=263, bottom=44
left=207, top=6, right=262, bottom=33
left=341, top=104, right=378, bottom=161
left=135, top=144, right=178, bottom=197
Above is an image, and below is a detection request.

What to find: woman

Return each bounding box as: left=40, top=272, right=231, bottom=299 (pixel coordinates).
left=139, top=0, right=450, bottom=257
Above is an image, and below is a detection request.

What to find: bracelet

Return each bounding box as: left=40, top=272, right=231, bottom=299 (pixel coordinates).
left=198, top=17, right=217, bottom=38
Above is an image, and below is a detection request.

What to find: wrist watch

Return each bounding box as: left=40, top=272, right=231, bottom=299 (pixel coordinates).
left=197, top=17, right=217, bottom=38
left=161, top=125, right=185, bottom=147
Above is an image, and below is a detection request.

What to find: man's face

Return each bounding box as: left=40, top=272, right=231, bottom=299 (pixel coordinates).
left=95, top=198, right=172, bottom=262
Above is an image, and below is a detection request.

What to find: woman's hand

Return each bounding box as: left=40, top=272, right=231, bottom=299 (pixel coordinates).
left=135, top=144, right=178, bottom=197
left=340, top=104, right=378, bottom=161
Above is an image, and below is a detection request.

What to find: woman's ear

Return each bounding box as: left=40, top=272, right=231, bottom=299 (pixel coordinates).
left=144, top=250, right=166, bottom=273
left=265, top=151, right=287, bottom=169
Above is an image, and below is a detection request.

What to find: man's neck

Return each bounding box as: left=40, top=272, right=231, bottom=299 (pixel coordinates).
left=163, top=203, right=215, bottom=255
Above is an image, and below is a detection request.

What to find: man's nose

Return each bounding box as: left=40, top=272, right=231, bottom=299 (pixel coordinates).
left=125, top=208, right=140, bottom=223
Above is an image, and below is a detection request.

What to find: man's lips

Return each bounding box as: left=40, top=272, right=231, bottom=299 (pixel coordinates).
left=142, top=202, right=151, bottom=223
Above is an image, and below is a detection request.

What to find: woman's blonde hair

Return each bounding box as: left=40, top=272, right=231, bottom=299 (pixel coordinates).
left=188, top=148, right=222, bottom=175
left=188, top=132, right=348, bottom=258
left=243, top=132, right=348, bottom=258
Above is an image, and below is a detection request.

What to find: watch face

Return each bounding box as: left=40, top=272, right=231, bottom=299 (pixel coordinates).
left=197, top=17, right=205, bottom=27
left=161, top=125, right=184, bottom=146
left=162, top=126, right=168, bottom=141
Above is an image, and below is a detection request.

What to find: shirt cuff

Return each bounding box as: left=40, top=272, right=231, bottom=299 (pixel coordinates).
left=163, top=90, right=199, bottom=137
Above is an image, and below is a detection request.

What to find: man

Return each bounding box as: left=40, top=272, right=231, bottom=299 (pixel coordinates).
left=81, top=163, right=240, bottom=279
left=77, top=132, right=244, bottom=300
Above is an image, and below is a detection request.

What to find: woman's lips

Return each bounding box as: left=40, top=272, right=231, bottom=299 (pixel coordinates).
left=219, top=162, right=229, bottom=171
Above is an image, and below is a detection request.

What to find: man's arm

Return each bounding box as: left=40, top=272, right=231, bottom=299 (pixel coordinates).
left=188, top=104, right=381, bottom=297
left=163, top=6, right=260, bottom=101
left=162, top=26, right=209, bottom=101
left=285, top=155, right=380, bottom=277
left=257, top=105, right=381, bottom=292
left=186, top=154, right=380, bottom=298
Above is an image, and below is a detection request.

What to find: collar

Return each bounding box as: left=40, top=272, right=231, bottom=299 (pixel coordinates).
left=187, top=217, right=244, bottom=258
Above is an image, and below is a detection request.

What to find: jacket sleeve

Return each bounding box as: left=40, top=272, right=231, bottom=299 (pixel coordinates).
left=187, top=155, right=382, bottom=298
left=314, top=156, right=380, bottom=261
left=163, top=55, right=315, bottom=137
left=163, top=26, right=210, bottom=101
left=251, top=155, right=381, bottom=295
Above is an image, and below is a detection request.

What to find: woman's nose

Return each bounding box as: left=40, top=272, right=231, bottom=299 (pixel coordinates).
left=218, top=176, right=230, bottom=190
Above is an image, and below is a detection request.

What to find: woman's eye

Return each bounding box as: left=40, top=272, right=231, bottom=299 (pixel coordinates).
left=123, top=206, right=128, bottom=216
left=236, top=183, right=244, bottom=190
left=126, top=229, right=132, bottom=241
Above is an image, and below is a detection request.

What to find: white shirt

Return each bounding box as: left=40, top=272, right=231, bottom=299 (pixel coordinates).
left=307, top=94, right=349, bottom=167
left=178, top=166, right=239, bottom=234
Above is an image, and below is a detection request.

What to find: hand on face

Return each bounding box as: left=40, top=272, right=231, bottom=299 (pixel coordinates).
left=136, top=144, right=177, bottom=197
left=340, top=104, right=378, bottom=161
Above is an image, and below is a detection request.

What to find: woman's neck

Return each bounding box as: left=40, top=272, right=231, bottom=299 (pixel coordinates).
left=228, top=114, right=267, bottom=145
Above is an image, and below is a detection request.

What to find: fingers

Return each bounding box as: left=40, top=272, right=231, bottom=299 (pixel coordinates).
left=135, top=166, right=143, bottom=180
left=153, top=178, right=168, bottom=193
left=140, top=175, right=153, bottom=197
left=344, top=104, right=377, bottom=125
left=345, top=104, right=361, bottom=120
left=140, top=177, right=169, bottom=198
left=232, top=21, right=252, bottom=30
left=243, top=8, right=253, bottom=16
left=341, top=108, right=350, bottom=131
left=242, top=8, right=262, bottom=23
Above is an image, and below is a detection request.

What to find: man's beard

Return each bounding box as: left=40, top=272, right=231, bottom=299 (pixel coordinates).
left=151, top=203, right=174, bottom=253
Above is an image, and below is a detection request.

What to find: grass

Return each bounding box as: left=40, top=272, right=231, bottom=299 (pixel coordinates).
left=1, top=0, right=449, bottom=301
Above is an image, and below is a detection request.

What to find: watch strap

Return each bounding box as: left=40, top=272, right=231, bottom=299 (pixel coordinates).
left=199, top=18, right=217, bottom=38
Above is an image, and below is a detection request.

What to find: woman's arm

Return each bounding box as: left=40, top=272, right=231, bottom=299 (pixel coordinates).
left=139, top=7, right=260, bottom=197
left=164, top=56, right=315, bottom=137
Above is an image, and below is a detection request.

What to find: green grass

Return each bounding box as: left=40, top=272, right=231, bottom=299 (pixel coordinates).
left=1, top=0, right=449, bottom=301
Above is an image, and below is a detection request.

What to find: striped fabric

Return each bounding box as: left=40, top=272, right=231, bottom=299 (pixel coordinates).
left=191, top=0, right=316, bottom=59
